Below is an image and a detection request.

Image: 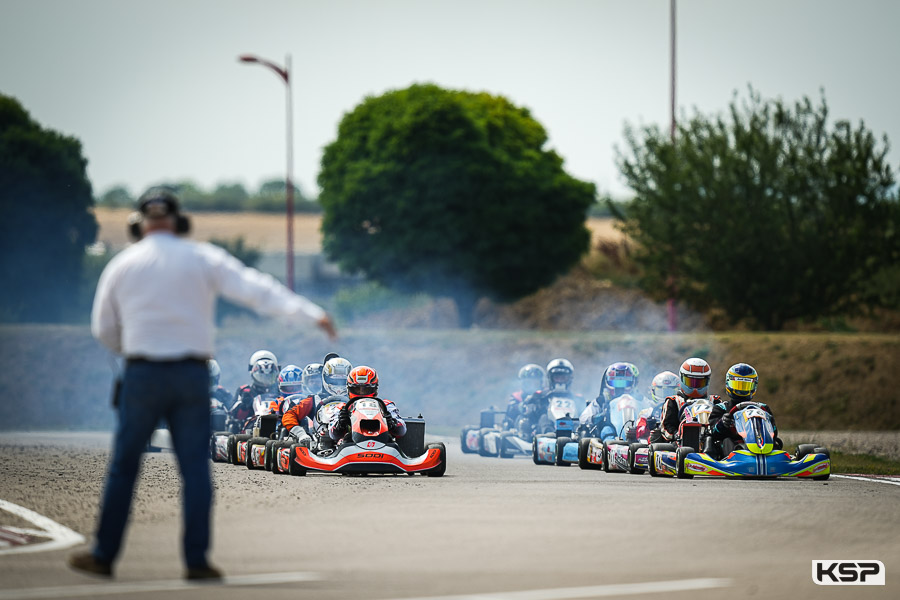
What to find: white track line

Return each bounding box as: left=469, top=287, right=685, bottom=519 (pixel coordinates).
left=833, top=474, right=900, bottom=487
left=0, top=500, right=84, bottom=556
left=379, top=578, right=733, bottom=600
left=0, top=572, right=321, bottom=600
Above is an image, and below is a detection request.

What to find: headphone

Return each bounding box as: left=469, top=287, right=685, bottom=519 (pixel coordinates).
left=127, top=188, right=192, bottom=240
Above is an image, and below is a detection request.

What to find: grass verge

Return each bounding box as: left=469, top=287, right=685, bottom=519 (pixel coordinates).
left=830, top=451, right=900, bottom=475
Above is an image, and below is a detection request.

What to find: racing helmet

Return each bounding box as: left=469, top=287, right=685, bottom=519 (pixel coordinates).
left=518, top=363, right=545, bottom=396
left=347, top=365, right=379, bottom=399
left=322, top=357, right=352, bottom=397
left=601, top=362, right=639, bottom=401
left=249, top=350, right=279, bottom=388
left=207, top=359, right=221, bottom=393
left=277, top=364, right=304, bottom=396
left=679, top=357, right=711, bottom=399
left=546, top=358, right=574, bottom=391
left=650, top=370, right=679, bottom=404
left=302, top=363, right=324, bottom=396
left=724, top=363, right=758, bottom=401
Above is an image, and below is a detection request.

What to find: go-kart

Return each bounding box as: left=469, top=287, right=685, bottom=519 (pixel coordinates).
left=647, top=398, right=713, bottom=477
left=663, top=402, right=831, bottom=479
left=274, top=398, right=445, bottom=476
left=267, top=396, right=345, bottom=473
left=577, top=394, right=656, bottom=473
left=210, top=392, right=279, bottom=465
left=531, top=395, right=581, bottom=466
left=460, top=407, right=533, bottom=459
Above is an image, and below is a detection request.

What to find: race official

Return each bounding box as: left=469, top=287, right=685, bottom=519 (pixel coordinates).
left=68, top=187, right=336, bottom=581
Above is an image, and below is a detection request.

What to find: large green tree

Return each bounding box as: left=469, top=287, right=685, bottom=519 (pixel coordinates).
left=318, top=83, right=595, bottom=326
left=0, top=94, right=97, bottom=322
left=616, top=88, right=900, bottom=329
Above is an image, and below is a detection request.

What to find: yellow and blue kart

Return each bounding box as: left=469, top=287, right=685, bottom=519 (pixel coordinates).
left=652, top=402, right=831, bottom=480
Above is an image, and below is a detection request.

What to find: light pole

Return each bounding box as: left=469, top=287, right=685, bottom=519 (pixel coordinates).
left=238, top=53, right=295, bottom=291
left=667, top=0, right=678, bottom=332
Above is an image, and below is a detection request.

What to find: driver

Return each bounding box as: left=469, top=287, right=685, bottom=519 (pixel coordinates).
left=281, top=363, right=328, bottom=445
left=521, top=359, right=580, bottom=432
left=648, top=357, right=721, bottom=444
left=504, top=364, right=545, bottom=428
left=709, top=363, right=782, bottom=455
left=579, top=362, right=640, bottom=440
left=329, top=366, right=406, bottom=442
left=227, top=350, right=279, bottom=428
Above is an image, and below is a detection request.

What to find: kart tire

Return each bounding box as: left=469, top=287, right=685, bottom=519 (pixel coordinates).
left=649, top=443, right=676, bottom=477
left=210, top=431, right=229, bottom=462
left=425, top=442, right=447, bottom=477
left=628, top=443, right=648, bottom=475
left=460, top=427, right=476, bottom=454
left=498, top=432, right=514, bottom=459
left=288, top=444, right=307, bottom=476
left=601, top=441, right=611, bottom=472
left=676, top=446, right=695, bottom=479
left=555, top=437, right=572, bottom=466
left=264, top=439, right=277, bottom=471
left=478, top=428, right=498, bottom=458
left=230, top=434, right=252, bottom=466
left=270, top=441, right=282, bottom=474
left=246, top=437, right=269, bottom=470
left=795, top=444, right=818, bottom=459
left=578, top=437, right=602, bottom=470
left=532, top=437, right=545, bottom=465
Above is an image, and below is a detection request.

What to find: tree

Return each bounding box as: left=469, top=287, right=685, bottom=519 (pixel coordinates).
left=318, top=83, right=595, bottom=326
left=0, top=94, right=97, bottom=322
left=97, top=185, right=134, bottom=208
left=615, top=88, right=900, bottom=329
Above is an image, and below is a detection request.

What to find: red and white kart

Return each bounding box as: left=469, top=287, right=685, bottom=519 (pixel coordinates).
left=274, top=398, right=446, bottom=476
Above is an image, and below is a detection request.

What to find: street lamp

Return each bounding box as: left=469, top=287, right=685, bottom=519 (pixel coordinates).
left=238, top=53, right=295, bottom=291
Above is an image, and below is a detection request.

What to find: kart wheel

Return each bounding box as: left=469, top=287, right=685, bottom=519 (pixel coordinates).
left=676, top=446, right=695, bottom=479
left=795, top=444, right=818, bottom=459
left=230, top=434, right=251, bottom=466
left=270, top=442, right=282, bottom=474
left=478, top=428, right=498, bottom=457
left=532, top=438, right=543, bottom=465
left=498, top=432, right=514, bottom=459
left=601, top=442, right=611, bottom=472
left=648, top=443, right=676, bottom=477
left=555, top=437, right=572, bottom=466
left=288, top=444, right=307, bottom=476
left=628, top=443, right=647, bottom=475
left=227, top=435, right=237, bottom=465
left=578, top=437, right=601, bottom=470
left=264, top=439, right=277, bottom=471
left=210, top=431, right=229, bottom=462
left=425, top=442, right=447, bottom=477
left=246, top=437, right=268, bottom=470
left=460, top=427, right=476, bottom=454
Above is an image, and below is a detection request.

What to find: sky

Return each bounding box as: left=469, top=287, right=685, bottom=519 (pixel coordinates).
left=2, top=0, right=899, bottom=201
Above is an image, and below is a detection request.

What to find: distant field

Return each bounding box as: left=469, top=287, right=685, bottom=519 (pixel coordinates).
left=92, top=208, right=623, bottom=252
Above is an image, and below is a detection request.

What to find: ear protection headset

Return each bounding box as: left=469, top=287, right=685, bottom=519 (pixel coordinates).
left=127, top=188, right=191, bottom=240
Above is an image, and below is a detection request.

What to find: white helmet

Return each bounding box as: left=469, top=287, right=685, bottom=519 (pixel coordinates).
left=546, top=358, right=574, bottom=391
left=249, top=350, right=279, bottom=388
left=207, top=359, right=221, bottom=392
left=302, top=363, right=324, bottom=396
left=650, top=370, right=679, bottom=404
left=322, top=357, right=352, bottom=397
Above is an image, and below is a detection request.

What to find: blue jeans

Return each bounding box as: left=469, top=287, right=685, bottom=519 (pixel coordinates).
left=94, top=359, right=212, bottom=568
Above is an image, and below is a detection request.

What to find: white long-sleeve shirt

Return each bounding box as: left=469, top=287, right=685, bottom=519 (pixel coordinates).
left=91, top=231, right=326, bottom=359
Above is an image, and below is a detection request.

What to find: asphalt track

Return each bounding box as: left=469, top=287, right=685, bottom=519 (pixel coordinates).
left=0, top=433, right=897, bottom=600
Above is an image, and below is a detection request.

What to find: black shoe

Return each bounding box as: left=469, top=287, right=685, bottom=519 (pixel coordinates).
left=185, top=564, right=223, bottom=581
left=68, top=551, right=113, bottom=577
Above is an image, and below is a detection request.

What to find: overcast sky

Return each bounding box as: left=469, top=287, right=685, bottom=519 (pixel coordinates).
left=2, top=0, right=898, bottom=201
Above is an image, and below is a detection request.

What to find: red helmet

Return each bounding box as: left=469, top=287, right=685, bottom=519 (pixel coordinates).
left=347, top=366, right=379, bottom=399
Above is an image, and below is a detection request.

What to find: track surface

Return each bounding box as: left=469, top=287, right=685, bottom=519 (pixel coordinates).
left=0, top=433, right=897, bottom=599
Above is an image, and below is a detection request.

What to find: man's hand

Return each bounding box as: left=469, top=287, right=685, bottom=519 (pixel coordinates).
left=719, top=413, right=734, bottom=431
left=386, top=415, right=399, bottom=431
left=336, top=406, right=350, bottom=429
left=317, top=315, right=338, bottom=341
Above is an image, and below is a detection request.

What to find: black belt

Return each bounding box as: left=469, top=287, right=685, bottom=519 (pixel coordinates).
left=126, top=356, right=208, bottom=365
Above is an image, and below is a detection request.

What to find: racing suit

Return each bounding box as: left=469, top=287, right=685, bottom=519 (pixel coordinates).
left=709, top=398, right=781, bottom=455
left=227, top=382, right=277, bottom=428
left=503, top=391, right=528, bottom=428
left=328, top=397, right=406, bottom=442
left=210, top=385, right=231, bottom=431
left=579, top=396, right=614, bottom=440
left=281, top=394, right=318, bottom=443
left=647, top=392, right=721, bottom=444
